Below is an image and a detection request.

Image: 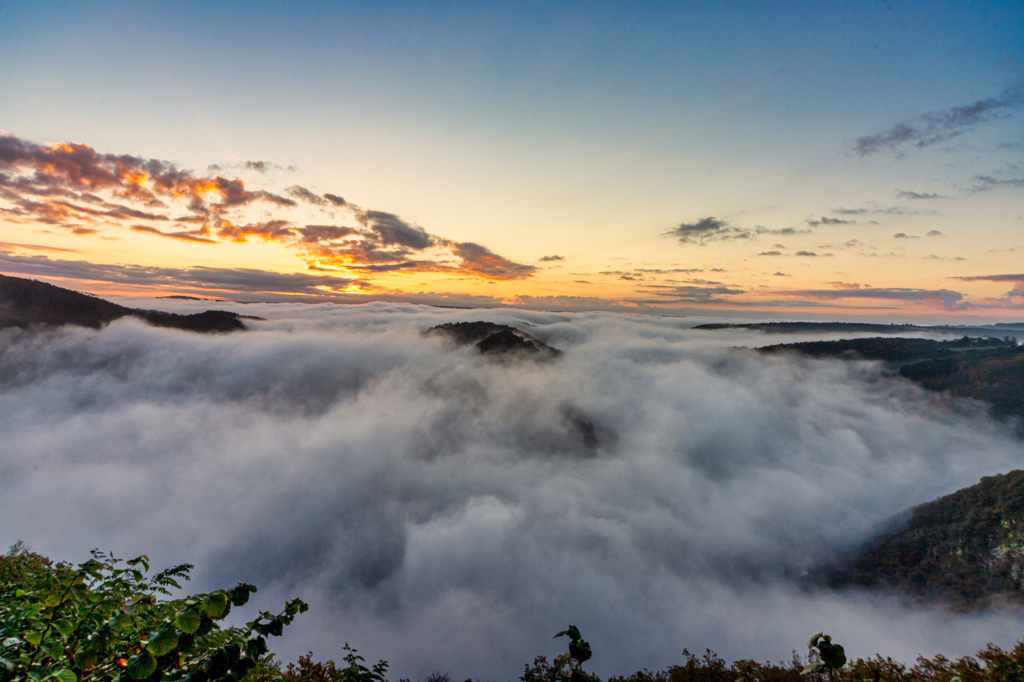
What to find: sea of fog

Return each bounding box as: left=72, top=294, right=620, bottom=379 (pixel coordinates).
left=2, top=300, right=1023, bottom=679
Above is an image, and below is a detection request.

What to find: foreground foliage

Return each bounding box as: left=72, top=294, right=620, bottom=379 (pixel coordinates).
left=10, top=544, right=1024, bottom=682
left=0, top=543, right=306, bottom=682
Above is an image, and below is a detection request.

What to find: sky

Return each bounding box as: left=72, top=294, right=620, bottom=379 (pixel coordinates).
left=1, top=0, right=1023, bottom=321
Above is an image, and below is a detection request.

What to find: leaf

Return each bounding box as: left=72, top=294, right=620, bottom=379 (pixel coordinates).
left=42, top=638, right=64, bottom=660
left=126, top=650, right=157, bottom=680
left=227, top=587, right=249, bottom=607
left=553, top=652, right=572, bottom=672
left=24, top=632, right=43, bottom=647
left=52, top=620, right=74, bottom=639
left=821, top=643, right=846, bottom=670
left=174, top=610, right=201, bottom=634
left=569, top=639, right=592, bottom=664
left=146, top=628, right=179, bottom=657
left=807, top=633, right=823, bottom=649
left=49, top=669, right=76, bottom=682
left=801, top=663, right=825, bottom=675
left=201, top=591, right=229, bottom=619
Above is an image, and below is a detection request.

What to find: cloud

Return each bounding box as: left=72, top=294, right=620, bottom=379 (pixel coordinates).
left=896, top=191, right=945, bottom=200
left=1, top=304, right=1022, bottom=678
left=360, top=211, right=434, bottom=250
left=539, top=255, right=565, bottom=262
left=777, top=287, right=965, bottom=311
left=0, top=132, right=535, bottom=284
left=216, top=219, right=296, bottom=242
left=806, top=217, right=855, bottom=226
left=130, top=225, right=217, bottom=243
left=452, top=242, right=537, bottom=280
left=794, top=251, right=831, bottom=257
left=832, top=206, right=911, bottom=216
left=636, top=283, right=745, bottom=303
left=950, top=273, right=1024, bottom=283
left=287, top=185, right=327, bottom=206
left=666, top=217, right=750, bottom=245
left=970, top=174, right=1024, bottom=192
left=855, top=83, right=1024, bottom=155
left=757, top=251, right=783, bottom=256
left=208, top=160, right=296, bottom=174
left=297, top=225, right=359, bottom=243
left=665, top=218, right=804, bottom=245
left=0, top=251, right=365, bottom=295
left=892, top=233, right=918, bottom=239
left=827, top=281, right=868, bottom=290
left=0, top=241, right=80, bottom=253
left=926, top=230, right=944, bottom=237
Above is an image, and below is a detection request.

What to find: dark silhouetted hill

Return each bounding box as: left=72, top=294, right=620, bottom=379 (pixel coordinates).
left=426, top=321, right=561, bottom=359
left=0, top=274, right=251, bottom=333
left=820, top=470, right=1024, bottom=610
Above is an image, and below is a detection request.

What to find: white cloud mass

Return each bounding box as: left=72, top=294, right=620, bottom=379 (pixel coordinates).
left=1, top=302, right=1023, bottom=679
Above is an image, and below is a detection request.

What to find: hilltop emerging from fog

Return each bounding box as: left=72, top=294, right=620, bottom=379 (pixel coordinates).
left=0, top=275, right=252, bottom=333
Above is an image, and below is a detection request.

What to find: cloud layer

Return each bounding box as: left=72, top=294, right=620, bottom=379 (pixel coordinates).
left=1, top=303, right=1022, bottom=679
left=0, top=133, right=535, bottom=285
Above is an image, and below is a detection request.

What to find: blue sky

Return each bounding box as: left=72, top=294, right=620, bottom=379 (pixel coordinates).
left=1, top=1, right=1022, bottom=320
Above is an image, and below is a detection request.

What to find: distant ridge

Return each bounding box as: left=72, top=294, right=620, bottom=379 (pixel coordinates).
left=0, top=274, right=252, bottom=333
left=755, top=336, right=1024, bottom=425
left=820, top=470, right=1024, bottom=610
left=695, top=320, right=1024, bottom=340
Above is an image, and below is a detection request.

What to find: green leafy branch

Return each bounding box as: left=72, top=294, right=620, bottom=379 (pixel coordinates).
left=552, top=626, right=593, bottom=682
left=0, top=544, right=306, bottom=682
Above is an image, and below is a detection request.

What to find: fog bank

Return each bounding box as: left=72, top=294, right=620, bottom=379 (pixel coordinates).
left=1, top=302, right=1022, bottom=678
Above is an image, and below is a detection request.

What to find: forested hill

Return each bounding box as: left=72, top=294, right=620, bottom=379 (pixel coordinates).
left=820, top=470, right=1024, bottom=610
left=0, top=274, right=251, bottom=333
left=757, top=336, right=1024, bottom=425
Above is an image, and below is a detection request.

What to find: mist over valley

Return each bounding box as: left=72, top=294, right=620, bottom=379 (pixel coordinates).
left=3, top=294, right=1024, bottom=678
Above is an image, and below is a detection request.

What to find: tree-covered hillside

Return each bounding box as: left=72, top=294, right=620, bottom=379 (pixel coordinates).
left=0, top=275, right=250, bottom=333
left=757, top=336, right=1024, bottom=425
left=820, top=470, right=1024, bottom=609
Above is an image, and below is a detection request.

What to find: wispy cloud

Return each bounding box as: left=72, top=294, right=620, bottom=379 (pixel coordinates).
left=666, top=217, right=749, bottom=244
left=895, top=190, right=945, bottom=200
left=806, top=216, right=855, bottom=226
left=777, top=287, right=965, bottom=311
left=0, top=251, right=367, bottom=295
left=129, top=225, right=216, bottom=243
left=855, top=84, right=1024, bottom=156
left=636, top=283, right=745, bottom=304
left=666, top=217, right=808, bottom=245
left=950, top=273, right=1024, bottom=283
left=970, top=174, right=1024, bottom=192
